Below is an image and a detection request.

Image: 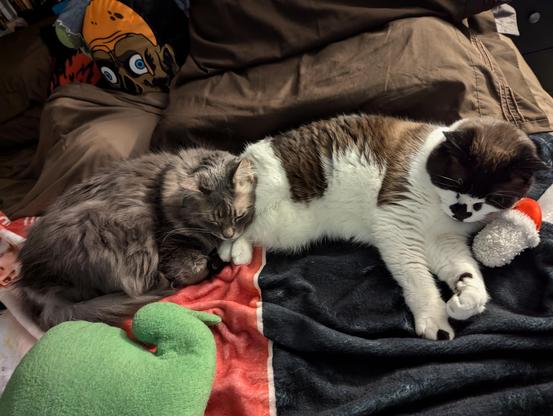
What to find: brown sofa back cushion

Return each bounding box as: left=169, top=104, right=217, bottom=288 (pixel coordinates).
left=155, top=12, right=553, bottom=153
left=180, top=0, right=500, bottom=80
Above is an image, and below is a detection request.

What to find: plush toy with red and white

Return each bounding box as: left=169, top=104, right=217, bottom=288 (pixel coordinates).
left=473, top=197, right=542, bottom=268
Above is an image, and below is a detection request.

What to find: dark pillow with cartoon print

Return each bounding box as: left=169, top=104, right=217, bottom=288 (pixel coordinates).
left=38, top=24, right=102, bottom=97
left=82, top=0, right=189, bottom=94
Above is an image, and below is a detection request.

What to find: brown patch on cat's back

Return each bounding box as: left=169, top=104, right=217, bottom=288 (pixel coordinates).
left=271, top=123, right=329, bottom=202
left=328, top=114, right=433, bottom=205
left=272, top=114, right=434, bottom=203
left=271, top=114, right=402, bottom=202
left=344, top=116, right=429, bottom=167
left=375, top=119, right=435, bottom=205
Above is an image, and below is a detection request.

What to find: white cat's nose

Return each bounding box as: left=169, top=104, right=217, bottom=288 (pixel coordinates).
left=223, top=227, right=235, bottom=239
left=449, top=203, right=472, bottom=222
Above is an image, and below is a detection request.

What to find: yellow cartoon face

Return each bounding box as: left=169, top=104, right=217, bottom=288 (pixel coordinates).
left=92, top=33, right=178, bottom=93
left=82, top=0, right=179, bottom=93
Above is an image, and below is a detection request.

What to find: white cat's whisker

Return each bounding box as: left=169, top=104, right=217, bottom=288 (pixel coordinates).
left=436, top=175, right=458, bottom=183
left=492, top=191, right=520, bottom=197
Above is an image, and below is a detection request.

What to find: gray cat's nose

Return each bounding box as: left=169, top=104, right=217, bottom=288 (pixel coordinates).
left=223, top=227, right=235, bottom=239
left=449, top=203, right=472, bottom=221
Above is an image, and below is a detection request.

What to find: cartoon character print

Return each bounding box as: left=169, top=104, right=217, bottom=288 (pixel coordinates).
left=92, top=33, right=178, bottom=94
left=49, top=52, right=102, bottom=94
left=82, top=0, right=180, bottom=94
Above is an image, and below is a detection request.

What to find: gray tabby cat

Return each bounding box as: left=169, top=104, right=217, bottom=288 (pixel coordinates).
left=17, top=148, right=256, bottom=330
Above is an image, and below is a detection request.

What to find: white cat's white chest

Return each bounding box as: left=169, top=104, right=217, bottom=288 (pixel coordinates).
left=318, top=150, right=383, bottom=239
left=243, top=143, right=383, bottom=250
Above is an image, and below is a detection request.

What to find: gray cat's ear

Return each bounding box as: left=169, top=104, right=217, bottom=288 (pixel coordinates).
left=181, top=176, right=199, bottom=192
left=233, top=159, right=256, bottom=186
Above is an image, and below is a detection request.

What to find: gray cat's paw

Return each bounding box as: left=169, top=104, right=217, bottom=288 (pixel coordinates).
left=231, top=239, right=253, bottom=265
left=415, top=308, right=454, bottom=340
left=171, top=255, right=210, bottom=287
left=190, top=255, right=209, bottom=277
left=218, top=240, right=233, bottom=262
left=446, top=273, right=489, bottom=320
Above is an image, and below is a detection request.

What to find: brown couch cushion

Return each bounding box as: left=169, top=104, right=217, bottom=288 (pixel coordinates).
left=179, top=0, right=502, bottom=80
left=154, top=12, right=553, bottom=153
left=4, top=84, right=168, bottom=217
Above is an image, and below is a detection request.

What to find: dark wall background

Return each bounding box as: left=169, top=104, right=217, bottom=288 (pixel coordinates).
left=510, top=0, right=553, bottom=96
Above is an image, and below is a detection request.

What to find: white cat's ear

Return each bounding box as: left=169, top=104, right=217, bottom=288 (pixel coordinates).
left=444, top=128, right=475, bottom=145
left=444, top=130, right=465, bottom=144
left=443, top=129, right=473, bottom=158
left=233, top=159, right=256, bottom=186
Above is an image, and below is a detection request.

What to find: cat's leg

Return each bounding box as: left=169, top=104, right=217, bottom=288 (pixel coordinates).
left=218, top=238, right=253, bottom=264
left=229, top=236, right=254, bottom=265
left=218, top=240, right=233, bottom=262
left=427, top=234, right=489, bottom=320
left=217, top=234, right=253, bottom=265
left=376, top=236, right=455, bottom=340
left=218, top=237, right=253, bottom=264
left=218, top=229, right=254, bottom=265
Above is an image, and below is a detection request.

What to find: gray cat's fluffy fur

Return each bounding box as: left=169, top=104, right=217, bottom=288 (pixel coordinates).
left=17, top=148, right=256, bottom=330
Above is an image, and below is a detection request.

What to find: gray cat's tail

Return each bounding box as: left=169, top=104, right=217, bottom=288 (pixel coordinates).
left=22, top=288, right=174, bottom=331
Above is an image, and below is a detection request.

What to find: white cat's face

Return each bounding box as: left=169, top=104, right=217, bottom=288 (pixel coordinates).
left=426, top=119, right=545, bottom=224
left=434, top=188, right=501, bottom=223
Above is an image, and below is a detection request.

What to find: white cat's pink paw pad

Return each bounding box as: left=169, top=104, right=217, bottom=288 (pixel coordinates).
left=415, top=314, right=455, bottom=341
left=446, top=273, right=489, bottom=320
left=231, top=239, right=253, bottom=265
left=218, top=241, right=233, bottom=262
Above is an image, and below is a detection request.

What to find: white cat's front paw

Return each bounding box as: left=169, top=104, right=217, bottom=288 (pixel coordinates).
left=218, top=240, right=233, bottom=262
left=446, top=273, right=489, bottom=320
left=414, top=304, right=454, bottom=341
left=231, top=238, right=253, bottom=265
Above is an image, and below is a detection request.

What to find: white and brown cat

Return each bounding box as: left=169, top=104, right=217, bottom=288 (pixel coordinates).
left=220, top=114, right=545, bottom=340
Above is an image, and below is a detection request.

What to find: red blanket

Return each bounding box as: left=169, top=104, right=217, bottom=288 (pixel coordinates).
left=160, top=249, right=273, bottom=416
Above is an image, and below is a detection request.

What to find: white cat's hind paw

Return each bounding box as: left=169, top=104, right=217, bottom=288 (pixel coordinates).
left=415, top=313, right=455, bottom=341
left=218, top=240, right=233, bottom=262
left=231, top=238, right=253, bottom=265
left=446, top=273, right=489, bottom=320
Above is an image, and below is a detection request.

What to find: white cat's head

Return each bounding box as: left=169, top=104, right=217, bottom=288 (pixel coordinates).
left=426, top=118, right=546, bottom=223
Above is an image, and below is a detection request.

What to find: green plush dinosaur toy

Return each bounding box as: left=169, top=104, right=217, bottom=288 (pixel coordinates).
left=0, top=302, right=220, bottom=416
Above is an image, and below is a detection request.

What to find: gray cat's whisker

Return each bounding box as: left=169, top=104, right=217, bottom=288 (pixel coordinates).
left=161, top=229, right=217, bottom=244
